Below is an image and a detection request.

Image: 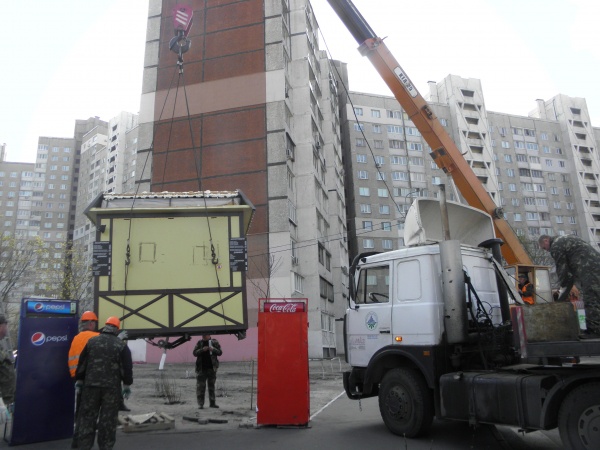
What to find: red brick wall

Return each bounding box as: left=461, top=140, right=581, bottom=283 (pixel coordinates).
left=152, top=0, right=267, bottom=242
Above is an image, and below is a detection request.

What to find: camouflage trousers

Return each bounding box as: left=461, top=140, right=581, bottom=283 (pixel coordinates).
left=582, top=285, right=600, bottom=334
left=0, top=362, right=15, bottom=404
left=196, top=369, right=217, bottom=406
left=76, top=386, right=121, bottom=450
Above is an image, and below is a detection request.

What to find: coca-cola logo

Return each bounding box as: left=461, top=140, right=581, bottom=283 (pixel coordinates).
left=264, top=302, right=305, bottom=313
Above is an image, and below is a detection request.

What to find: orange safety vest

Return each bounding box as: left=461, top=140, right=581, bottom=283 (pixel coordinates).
left=521, top=283, right=534, bottom=305
left=68, top=330, right=99, bottom=378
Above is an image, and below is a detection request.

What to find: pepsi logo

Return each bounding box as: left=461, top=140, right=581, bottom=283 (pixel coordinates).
left=34, top=303, right=44, bottom=312
left=31, top=332, right=46, bottom=346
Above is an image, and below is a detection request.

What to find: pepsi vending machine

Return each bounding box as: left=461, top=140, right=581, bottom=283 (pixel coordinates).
left=7, top=298, right=78, bottom=445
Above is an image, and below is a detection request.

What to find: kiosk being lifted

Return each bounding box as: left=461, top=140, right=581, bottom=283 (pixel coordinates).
left=85, top=190, right=254, bottom=347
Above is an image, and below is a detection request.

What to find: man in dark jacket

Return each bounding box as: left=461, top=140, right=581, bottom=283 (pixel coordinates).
left=539, top=234, right=600, bottom=335
left=193, top=334, right=222, bottom=409
left=75, top=317, right=133, bottom=450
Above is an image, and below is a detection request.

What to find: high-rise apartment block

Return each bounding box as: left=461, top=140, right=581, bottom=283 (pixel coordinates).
left=139, top=0, right=348, bottom=357
left=341, top=74, right=600, bottom=262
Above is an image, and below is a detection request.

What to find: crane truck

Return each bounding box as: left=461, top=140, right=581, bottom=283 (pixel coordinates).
left=327, top=1, right=600, bottom=448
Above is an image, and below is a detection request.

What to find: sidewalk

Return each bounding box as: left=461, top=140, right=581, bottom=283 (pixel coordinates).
left=120, top=358, right=350, bottom=432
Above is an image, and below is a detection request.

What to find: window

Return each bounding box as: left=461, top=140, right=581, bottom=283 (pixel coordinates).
left=564, top=188, right=571, bottom=196
left=524, top=129, right=536, bottom=137
left=371, top=109, right=381, bottom=118
left=363, top=238, right=374, bottom=249
left=382, top=222, right=392, bottom=231
left=356, top=154, right=367, bottom=163
left=514, top=213, right=522, bottom=221
left=374, top=140, right=384, bottom=149
left=559, top=161, right=566, bottom=168
left=526, top=212, right=539, bottom=220
left=409, top=157, right=423, bottom=166
left=376, top=172, right=385, bottom=181
left=556, top=216, right=564, bottom=224
left=407, top=142, right=422, bottom=151
left=391, top=156, right=407, bottom=165
left=526, top=143, right=538, bottom=151
left=389, top=140, right=404, bottom=149
left=353, top=107, right=363, bottom=116
left=377, top=188, right=388, bottom=197
left=501, top=141, right=510, bottom=148
left=353, top=123, right=364, bottom=132
left=439, top=118, right=447, bottom=126
left=504, top=155, right=512, bottom=163
left=542, top=146, right=550, bottom=153
left=387, top=110, right=401, bottom=119
left=545, top=159, right=553, bottom=167
left=516, top=154, right=527, bottom=162
left=514, top=141, right=525, bottom=149
left=509, top=183, right=517, bottom=192
left=405, top=127, right=421, bottom=136
left=363, top=221, right=373, bottom=231
left=379, top=205, right=390, bottom=214
left=512, top=127, right=523, bottom=136
left=511, top=198, right=520, bottom=206
left=358, top=170, right=368, bottom=179
left=540, top=132, right=548, bottom=140
left=293, top=273, right=303, bottom=293
left=360, top=204, right=371, bottom=214
left=387, top=125, right=403, bottom=134
left=382, top=239, right=393, bottom=250
left=374, top=155, right=385, bottom=165
left=356, top=138, right=366, bottom=147
left=373, top=124, right=382, bottom=133
left=359, top=187, right=370, bottom=196
left=392, top=171, right=409, bottom=181
left=529, top=156, right=540, bottom=164
left=355, top=264, right=389, bottom=304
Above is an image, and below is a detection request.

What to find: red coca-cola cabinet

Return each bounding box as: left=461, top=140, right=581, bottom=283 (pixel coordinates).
left=257, top=298, right=309, bottom=426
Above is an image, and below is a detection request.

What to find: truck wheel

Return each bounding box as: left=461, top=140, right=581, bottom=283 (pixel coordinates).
left=558, top=382, right=600, bottom=450
left=378, top=368, right=433, bottom=438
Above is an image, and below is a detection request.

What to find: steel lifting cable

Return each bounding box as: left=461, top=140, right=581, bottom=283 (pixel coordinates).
left=177, top=46, right=228, bottom=327
left=119, top=32, right=187, bottom=324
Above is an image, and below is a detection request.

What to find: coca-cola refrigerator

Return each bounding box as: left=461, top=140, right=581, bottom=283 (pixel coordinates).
left=257, top=298, right=309, bottom=426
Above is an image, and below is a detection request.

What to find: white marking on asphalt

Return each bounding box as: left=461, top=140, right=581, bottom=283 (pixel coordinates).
left=310, top=391, right=345, bottom=420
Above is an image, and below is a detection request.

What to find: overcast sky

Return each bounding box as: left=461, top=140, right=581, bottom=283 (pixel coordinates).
left=1, top=0, right=599, bottom=163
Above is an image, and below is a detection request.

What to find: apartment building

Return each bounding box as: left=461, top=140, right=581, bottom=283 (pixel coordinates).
left=341, top=74, right=600, bottom=263
left=138, top=0, right=348, bottom=358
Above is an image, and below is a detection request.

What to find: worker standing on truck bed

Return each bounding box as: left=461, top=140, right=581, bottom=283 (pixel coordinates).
left=518, top=273, right=535, bottom=305
left=539, top=234, right=600, bottom=336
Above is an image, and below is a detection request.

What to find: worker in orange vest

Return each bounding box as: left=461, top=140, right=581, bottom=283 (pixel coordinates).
left=518, top=273, right=535, bottom=305
left=68, top=311, right=129, bottom=449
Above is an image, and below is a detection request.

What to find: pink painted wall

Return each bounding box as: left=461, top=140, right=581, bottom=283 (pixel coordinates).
left=145, top=327, right=259, bottom=364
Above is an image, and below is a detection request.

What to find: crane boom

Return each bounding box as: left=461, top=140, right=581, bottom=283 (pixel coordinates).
left=328, top=0, right=532, bottom=265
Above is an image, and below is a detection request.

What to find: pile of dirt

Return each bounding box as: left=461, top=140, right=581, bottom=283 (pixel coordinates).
left=121, top=359, right=349, bottom=431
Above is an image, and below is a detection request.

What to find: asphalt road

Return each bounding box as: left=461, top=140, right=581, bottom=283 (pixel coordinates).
left=0, top=392, right=565, bottom=450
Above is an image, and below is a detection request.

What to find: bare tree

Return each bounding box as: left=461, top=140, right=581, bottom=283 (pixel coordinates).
left=37, top=241, right=93, bottom=309
left=247, top=253, right=283, bottom=300
left=518, top=235, right=554, bottom=267
left=0, top=235, right=46, bottom=314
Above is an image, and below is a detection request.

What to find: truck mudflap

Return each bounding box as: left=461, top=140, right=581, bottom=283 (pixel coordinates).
left=343, top=369, right=378, bottom=400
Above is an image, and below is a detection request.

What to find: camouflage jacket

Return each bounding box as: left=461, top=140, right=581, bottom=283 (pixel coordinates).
left=193, top=338, right=222, bottom=372
left=76, top=331, right=133, bottom=389
left=549, top=234, right=600, bottom=288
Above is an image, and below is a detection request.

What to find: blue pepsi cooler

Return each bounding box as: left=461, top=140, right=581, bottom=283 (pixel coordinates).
left=7, top=298, right=78, bottom=445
